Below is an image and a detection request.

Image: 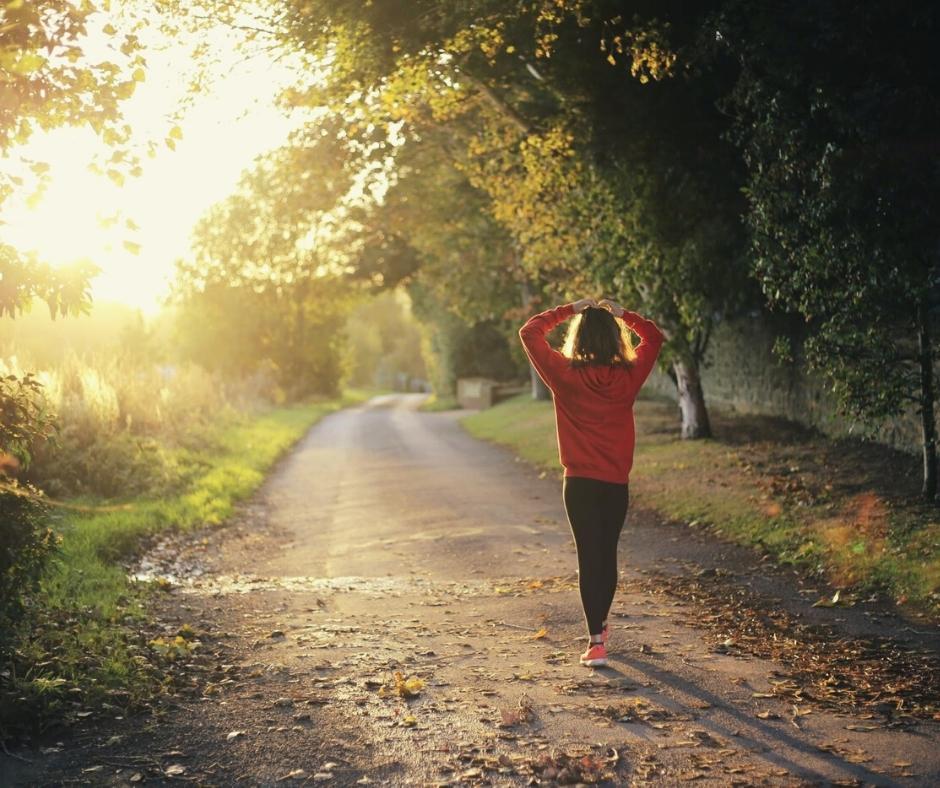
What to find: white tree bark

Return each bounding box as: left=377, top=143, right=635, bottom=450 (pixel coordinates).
left=672, top=357, right=712, bottom=439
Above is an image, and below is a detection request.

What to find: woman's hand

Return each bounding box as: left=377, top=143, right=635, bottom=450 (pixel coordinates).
left=598, top=298, right=625, bottom=317
left=571, top=297, right=597, bottom=313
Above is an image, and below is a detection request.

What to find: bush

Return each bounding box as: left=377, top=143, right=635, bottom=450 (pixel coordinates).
left=0, top=372, right=59, bottom=655
left=0, top=489, right=57, bottom=655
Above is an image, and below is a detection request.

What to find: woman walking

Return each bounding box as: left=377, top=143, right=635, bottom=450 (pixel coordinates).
left=519, top=297, right=665, bottom=667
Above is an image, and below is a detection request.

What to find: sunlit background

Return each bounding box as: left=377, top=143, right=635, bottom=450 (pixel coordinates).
left=2, top=24, right=303, bottom=314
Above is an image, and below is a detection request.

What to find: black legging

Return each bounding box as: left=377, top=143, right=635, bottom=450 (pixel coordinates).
left=562, top=476, right=630, bottom=636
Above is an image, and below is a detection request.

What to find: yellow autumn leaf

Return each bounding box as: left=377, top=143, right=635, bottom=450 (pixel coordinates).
left=393, top=671, right=424, bottom=698
left=531, top=627, right=548, bottom=639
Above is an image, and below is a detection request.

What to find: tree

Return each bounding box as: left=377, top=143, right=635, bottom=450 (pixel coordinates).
left=173, top=117, right=361, bottom=396
left=347, top=126, right=533, bottom=397
left=718, top=0, right=940, bottom=500
left=1, top=0, right=147, bottom=314
left=344, top=290, right=426, bottom=390
left=264, top=0, right=762, bottom=436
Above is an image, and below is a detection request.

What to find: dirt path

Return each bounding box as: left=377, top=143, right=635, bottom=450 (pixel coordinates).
left=9, top=393, right=940, bottom=786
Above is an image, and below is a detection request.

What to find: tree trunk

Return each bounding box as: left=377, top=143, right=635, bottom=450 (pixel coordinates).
left=529, top=365, right=551, bottom=401
left=917, top=299, right=938, bottom=502
left=519, top=277, right=551, bottom=401
left=672, top=357, right=712, bottom=439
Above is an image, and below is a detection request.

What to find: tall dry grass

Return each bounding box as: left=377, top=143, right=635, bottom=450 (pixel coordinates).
left=0, top=352, right=282, bottom=498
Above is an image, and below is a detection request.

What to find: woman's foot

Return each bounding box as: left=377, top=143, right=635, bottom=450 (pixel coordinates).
left=579, top=642, right=608, bottom=667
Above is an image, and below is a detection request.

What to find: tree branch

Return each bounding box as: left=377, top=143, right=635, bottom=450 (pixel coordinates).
left=456, top=68, right=532, bottom=136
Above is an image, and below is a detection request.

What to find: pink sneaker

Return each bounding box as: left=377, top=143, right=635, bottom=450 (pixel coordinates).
left=579, top=642, right=608, bottom=667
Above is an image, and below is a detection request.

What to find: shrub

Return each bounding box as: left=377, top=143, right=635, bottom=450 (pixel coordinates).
left=0, top=371, right=60, bottom=656
left=0, top=489, right=57, bottom=647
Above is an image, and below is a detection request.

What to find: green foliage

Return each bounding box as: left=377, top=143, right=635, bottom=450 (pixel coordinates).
left=0, top=0, right=146, bottom=204
left=717, top=0, right=939, bottom=464
left=0, top=245, right=99, bottom=320
left=255, top=0, right=763, bottom=422
left=0, top=490, right=57, bottom=655
left=173, top=280, right=352, bottom=399
left=344, top=290, right=427, bottom=390
left=0, top=371, right=59, bottom=647
left=409, top=281, right=525, bottom=396
left=173, top=117, right=361, bottom=398
left=0, top=371, right=55, bottom=471
left=0, top=0, right=147, bottom=330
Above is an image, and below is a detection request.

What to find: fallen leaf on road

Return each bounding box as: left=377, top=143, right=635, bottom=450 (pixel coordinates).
left=531, top=627, right=548, bottom=639
left=165, top=764, right=186, bottom=776
left=390, top=671, right=424, bottom=698
left=226, top=730, right=246, bottom=741
left=499, top=708, right=523, bottom=727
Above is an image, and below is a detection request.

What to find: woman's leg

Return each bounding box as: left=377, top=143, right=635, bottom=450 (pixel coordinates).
left=597, top=483, right=629, bottom=626
left=563, top=477, right=628, bottom=635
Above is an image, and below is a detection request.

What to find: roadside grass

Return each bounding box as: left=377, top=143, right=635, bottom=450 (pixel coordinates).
left=1, top=389, right=378, bottom=734
left=418, top=393, right=461, bottom=412
left=461, top=393, right=940, bottom=619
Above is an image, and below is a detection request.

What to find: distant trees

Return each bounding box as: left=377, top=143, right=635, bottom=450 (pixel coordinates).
left=344, top=291, right=426, bottom=391
left=172, top=119, right=360, bottom=397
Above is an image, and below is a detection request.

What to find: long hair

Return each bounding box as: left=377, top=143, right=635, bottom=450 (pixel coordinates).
left=562, top=306, right=636, bottom=368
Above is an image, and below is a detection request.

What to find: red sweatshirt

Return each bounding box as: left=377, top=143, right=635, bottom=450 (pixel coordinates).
left=518, top=303, right=665, bottom=485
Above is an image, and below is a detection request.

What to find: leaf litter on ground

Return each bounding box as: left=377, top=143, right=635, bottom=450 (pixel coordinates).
left=636, top=569, right=940, bottom=723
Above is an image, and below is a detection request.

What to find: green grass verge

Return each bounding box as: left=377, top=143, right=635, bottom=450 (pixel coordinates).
left=462, top=393, right=940, bottom=618
left=1, top=389, right=378, bottom=733
left=418, top=393, right=461, bottom=412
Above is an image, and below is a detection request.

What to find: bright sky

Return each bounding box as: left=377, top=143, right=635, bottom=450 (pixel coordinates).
left=1, top=14, right=305, bottom=315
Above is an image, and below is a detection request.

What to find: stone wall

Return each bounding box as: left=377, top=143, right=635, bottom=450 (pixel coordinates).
left=644, top=309, right=925, bottom=456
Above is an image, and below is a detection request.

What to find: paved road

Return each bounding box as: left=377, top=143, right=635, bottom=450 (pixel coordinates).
left=13, top=393, right=940, bottom=786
